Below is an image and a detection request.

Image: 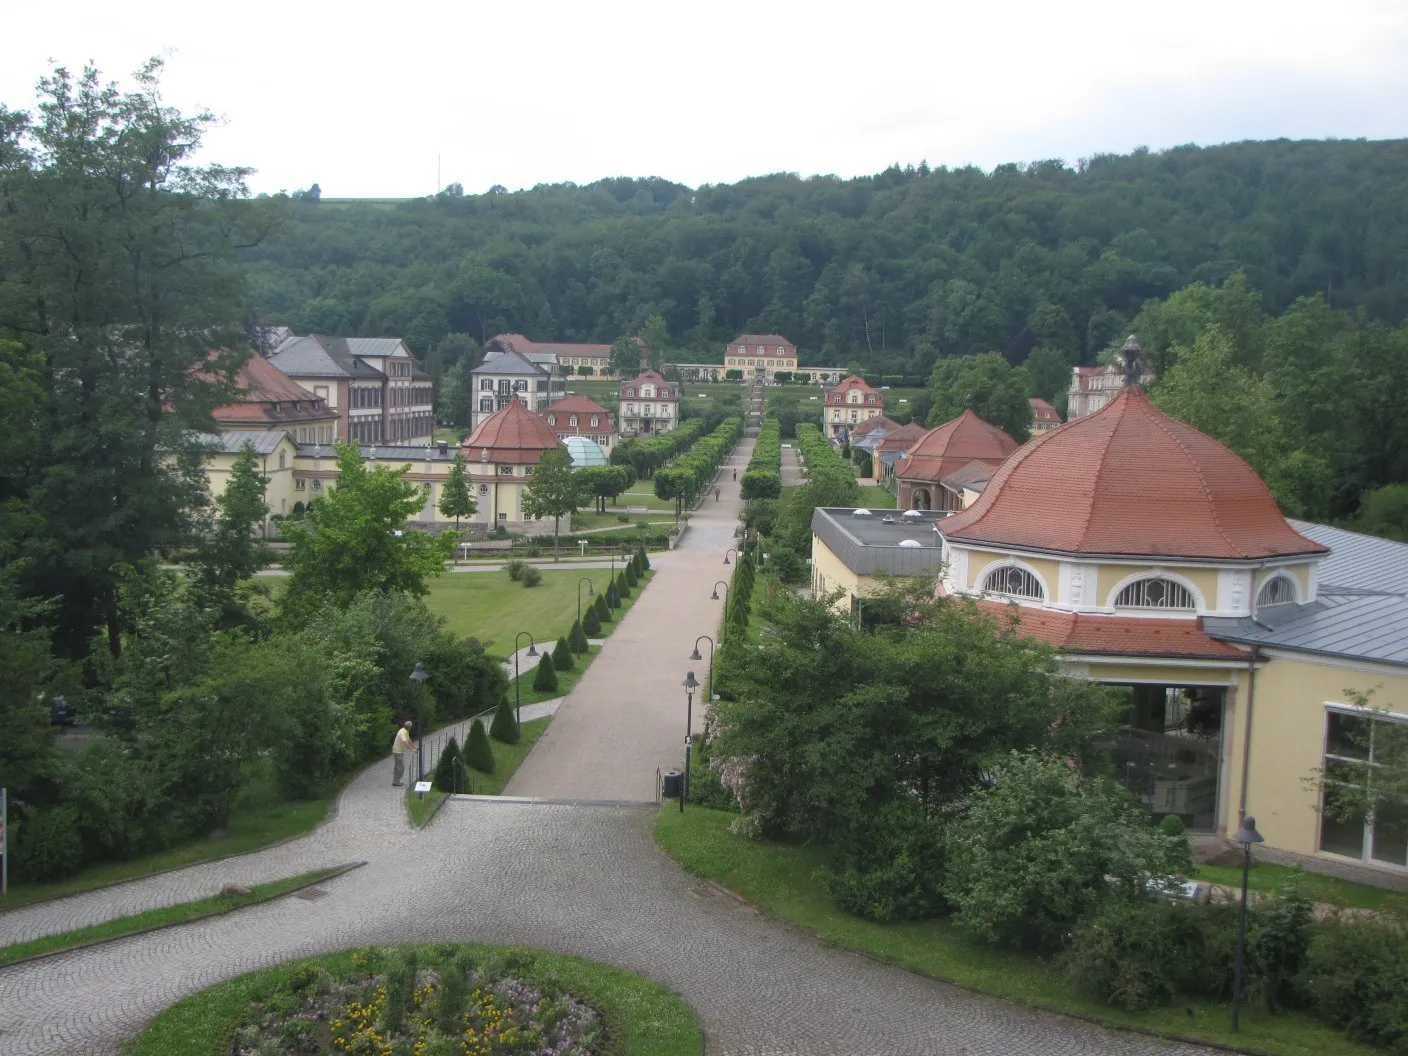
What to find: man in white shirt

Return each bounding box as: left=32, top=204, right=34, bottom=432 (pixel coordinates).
left=391, top=721, right=415, bottom=786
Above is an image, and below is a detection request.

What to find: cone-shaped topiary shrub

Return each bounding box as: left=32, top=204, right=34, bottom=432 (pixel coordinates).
left=533, top=652, right=558, bottom=692
left=637, top=544, right=651, bottom=572
left=616, top=571, right=631, bottom=600
left=553, top=636, right=574, bottom=671
left=464, top=717, right=495, bottom=773
left=432, top=735, right=462, bottom=792
left=570, top=618, right=588, bottom=654
left=583, top=604, right=601, bottom=635
left=625, top=560, right=639, bottom=587
left=595, top=592, right=611, bottom=623
left=489, top=695, right=519, bottom=745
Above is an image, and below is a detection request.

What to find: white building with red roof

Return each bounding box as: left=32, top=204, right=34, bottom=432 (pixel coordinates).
left=212, top=353, right=340, bottom=446
left=460, top=398, right=565, bottom=529
left=1028, top=396, right=1062, bottom=432
left=541, top=395, right=617, bottom=454
left=891, top=409, right=1019, bottom=512
left=823, top=375, right=884, bottom=440
left=618, top=370, right=679, bottom=437
left=725, top=334, right=797, bottom=379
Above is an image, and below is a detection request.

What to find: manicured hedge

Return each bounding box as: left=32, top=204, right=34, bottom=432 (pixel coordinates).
left=654, top=416, right=741, bottom=513
left=741, top=416, right=782, bottom=499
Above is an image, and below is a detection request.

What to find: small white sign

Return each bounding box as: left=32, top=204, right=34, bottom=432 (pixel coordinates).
left=413, top=780, right=433, bottom=794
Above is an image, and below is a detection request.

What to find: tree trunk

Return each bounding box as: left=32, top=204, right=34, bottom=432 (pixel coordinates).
left=553, top=515, right=560, bottom=562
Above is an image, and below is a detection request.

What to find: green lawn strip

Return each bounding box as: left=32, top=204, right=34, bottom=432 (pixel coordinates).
left=125, top=943, right=700, bottom=1056
left=425, top=567, right=601, bottom=646
left=464, top=716, right=551, bottom=795
left=858, top=485, right=896, bottom=508
left=1194, top=861, right=1402, bottom=911
left=0, top=786, right=338, bottom=912
left=405, top=787, right=448, bottom=827
left=654, top=807, right=1372, bottom=1056
left=0, top=865, right=356, bottom=968
left=572, top=511, right=674, bottom=532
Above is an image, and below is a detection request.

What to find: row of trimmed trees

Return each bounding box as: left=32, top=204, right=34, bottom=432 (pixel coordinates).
left=740, top=416, right=782, bottom=499
left=654, top=417, right=742, bottom=515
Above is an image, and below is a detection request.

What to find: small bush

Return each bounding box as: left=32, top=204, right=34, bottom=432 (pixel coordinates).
left=526, top=544, right=542, bottom=558
left=463, top=718, right=495, bottom=773
left=594, top=592, right=611, bottom=623
left=824, top=800, right=950, bottom=922
left=431, top=735, right=463, bottom=793
left=636, top=544, right=650, bottom=572
left=569, top=618, right=588, bottom=654
left=616, top=513, right=631, bottom=523
left=1154, top=813, right=1195, bottom=875
left=16, top=805, right=84, bottom=882
left=1064, top=897, right=1210, bottom=1010
left=615, top=571, right=631, bottom=600
left=553, top=636, right=574, bottom=671
left=1307, top=915, right=1408, bottom=1049
left=533, top=652, right=558, bottom=692
left=521, top=566, right=543, bottom=588
left=625, top=561, right=639, bottom=587
left=504, top=558, right=527, bottom=581
left=582, top=604, right=601, bottom=636
left=489, top=696, right=519, bottom=745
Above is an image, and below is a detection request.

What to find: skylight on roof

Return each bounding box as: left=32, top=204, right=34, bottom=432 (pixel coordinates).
left=852, top=509, right=873, bottom=518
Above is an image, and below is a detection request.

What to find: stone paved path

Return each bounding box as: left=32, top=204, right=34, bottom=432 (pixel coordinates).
left=0, top=432, right=1217, bottom=1056
left=502, top=438, right=753, bottom=801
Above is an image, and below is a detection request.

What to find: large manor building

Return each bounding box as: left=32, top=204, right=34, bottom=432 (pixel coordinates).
left=812, top=338, right=1408, bottom=880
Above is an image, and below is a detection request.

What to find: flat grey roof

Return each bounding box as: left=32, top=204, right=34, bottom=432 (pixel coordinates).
left=811, top=507, right=949, bottom=576
left=198, top=430, right=289, bottom=455
left=1204, top=520, right=1408, bottom=667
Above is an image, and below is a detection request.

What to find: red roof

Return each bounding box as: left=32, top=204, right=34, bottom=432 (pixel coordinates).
left=212, top=354, right=338, bottom=426
left=731, top=334, right=796, bottom=350
left=826, top=375, right=881, bottom=404
left=1028, top=397, right=1062, bottom=424
left=893, top=410, right=1020, bottom=483
left=976, top=600, right=1247, bottom=660
left=542, top=396, right=615, bottom=435
left=875, top=421, right=928, bottom=454
left=492, top=333, right=612, bottom=357
left=941, top=386, right=1328, bottom=560
left=544, top=395, right=612, bottom=416
left=850, top=415, right=901, bottom=439
left=619, top=370, right=676, bottom=398
left=460, top=398, right=563, bottom=464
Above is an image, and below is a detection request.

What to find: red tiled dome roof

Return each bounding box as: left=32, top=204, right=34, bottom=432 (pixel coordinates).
left=893, top=410, right=1020, bottom=483
left=461, top=399, right=562, bottom=464
left=940, top=386, right=1328, bottom=560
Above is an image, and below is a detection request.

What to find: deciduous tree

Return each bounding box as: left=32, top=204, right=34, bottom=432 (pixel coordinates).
left=521, top=447, right=582, bottom=561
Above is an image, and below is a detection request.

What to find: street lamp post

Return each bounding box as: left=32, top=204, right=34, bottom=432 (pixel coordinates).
left=609, top=551, right=618, bottom=607
left=711, top=580, right=731, bottom=645
left=1230, top=815, right=1265, bottom=1032
left=681, top=671, right=700, bottom=811
left=690, top=635, right=717, bottom=708
left=576, top=577, right=595, bottom=637
left=723, top=548, right=737, bottom=566
left=512, top=632, right=538, bottom=728
left=409, top=663, right=429, bottom=782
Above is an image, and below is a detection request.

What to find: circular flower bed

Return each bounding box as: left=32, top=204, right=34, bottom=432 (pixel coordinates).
left=230, top=947, right=603, bottom=1056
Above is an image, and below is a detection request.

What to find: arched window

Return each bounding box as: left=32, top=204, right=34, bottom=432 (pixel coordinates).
left=982, top=565, right=1044, bottom=600
left=1257, top=575, right=1297, bottom=607
left=1114, top=577, right=1196, bottom=610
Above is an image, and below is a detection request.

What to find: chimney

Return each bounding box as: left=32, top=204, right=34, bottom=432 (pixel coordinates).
left=438, top=440, right=448, bottom=455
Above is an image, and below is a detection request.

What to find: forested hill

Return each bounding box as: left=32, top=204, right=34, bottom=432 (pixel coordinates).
left=244, top=138, right=1408, bottom=370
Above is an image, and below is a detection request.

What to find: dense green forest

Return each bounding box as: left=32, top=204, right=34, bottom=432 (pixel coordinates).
left=246, top=138, right=1408, bottom=380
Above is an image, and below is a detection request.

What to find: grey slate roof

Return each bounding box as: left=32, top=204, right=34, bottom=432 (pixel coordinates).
left=295, top=441, right=461, bottom=462
left=473, top=348, right=549, bottom=377
left=198, top=430, right=290, bottom=455
left=811, top=507, right=949, bottom=576
left=344, top=338, right=406, bottom=358
left=1203, top=520, right=1408, bottom=667
left=269, top=335, right=384, bottom=379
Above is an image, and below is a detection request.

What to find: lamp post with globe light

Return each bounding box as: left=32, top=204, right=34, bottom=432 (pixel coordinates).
left=577, top=577, right=595, bottom=635
left=681, top=671, right=700, bottom=811
left=1230, top=815, right=1265, bottom=1032
left=711, top=581, right=730, bottom=645
left=409, top=663, right=429, bottom=781
left=690, top=636, right=716, bottom=710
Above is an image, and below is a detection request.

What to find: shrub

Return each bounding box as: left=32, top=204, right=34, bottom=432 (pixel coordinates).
left=463, top=718, right=495, bottom=773
left=594, top=592, right=611, bottom=622
left=431, top=735, right=463, bottom=793
left=504, top=558, right=527, bottom=581
left=553, top=636, right=574, bottom=671
left=569, top=618, right=588, bottom=654
left=636, top=544, right=650, bottom=572
left=824, top=800, right=950, bottom=922
left=1064, top=897, right=1210, bottom=1010
left=16, top=805, right=84, bottom=882
left=625, top=561, right=639, bottom=587
left=379, top=949, right=418, bottom=1036
left=521, top=566, right=542, bottom=588
left=1246, top=884, right=1314, bottom=1012
left=1155, top=813, right=1195, bottom=875
left=533, top=652, right=558, bottom=692
left=615, top=571, right=631, bottom=600
left=1307, top=915, right=1408, bottom=1050
left=582, top=604, right=601, bottom=635
left=489, top=696, right=519, bottom=745
left=616, top=513, right=631, bottom=523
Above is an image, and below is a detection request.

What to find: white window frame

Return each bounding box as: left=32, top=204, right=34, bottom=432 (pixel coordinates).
left=1110, top=574, right=1200, bottom=612
left=1257, top=574, right=1299, bottom=607
left=979, top=561, right=1047, bottom=601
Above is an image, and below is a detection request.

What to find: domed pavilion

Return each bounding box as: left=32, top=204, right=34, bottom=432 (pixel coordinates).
left=460, top=398, right=564, bottom=529
left=893, top=408, right=1019, bottom=511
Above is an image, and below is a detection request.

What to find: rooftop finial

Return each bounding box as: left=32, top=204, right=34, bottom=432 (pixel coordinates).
left=963, top=393, right=975, bottom=410
left=1121, top=334, right=1143, bottom=388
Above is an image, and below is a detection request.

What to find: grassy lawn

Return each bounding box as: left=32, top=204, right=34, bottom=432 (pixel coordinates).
left=0, top=785, right=337, bottom=912
left=572, top=510, right=674, bottom=532
left=655, top=807, right=1373, bottom=1056
left=1194, top=861, right=1405, bottom=912
left=405, top=787, right=447, bottom=826
left=858, top=485, right=896, bottom=508
left=425, top=568, right=608, bottom=647
left=561, top=378, right=619, bottom=406
left=0, top=866, right=347, bottom=967
left=128, top=944, right=700, bottom=1056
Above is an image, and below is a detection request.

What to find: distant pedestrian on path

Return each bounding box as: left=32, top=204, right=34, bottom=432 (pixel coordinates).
left=715, top=487, right=721, bottom=501
left=732, top=469, right=737, bottom=481
left=392, top=721, right=415, bottom=786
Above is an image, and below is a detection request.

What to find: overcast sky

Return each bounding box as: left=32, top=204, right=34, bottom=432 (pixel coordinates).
left=7, top=0, right=1407, bottom=198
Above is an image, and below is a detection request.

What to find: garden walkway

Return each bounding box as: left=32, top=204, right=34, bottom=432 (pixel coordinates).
left=501, top=438, right=755, bottom=802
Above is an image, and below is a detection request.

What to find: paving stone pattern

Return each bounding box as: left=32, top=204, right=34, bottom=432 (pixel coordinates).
left=0, top=433, right=1217, bottom=1055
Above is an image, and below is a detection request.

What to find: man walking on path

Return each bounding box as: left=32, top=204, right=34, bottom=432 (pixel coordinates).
left=391, top=721, right=415, bottom=786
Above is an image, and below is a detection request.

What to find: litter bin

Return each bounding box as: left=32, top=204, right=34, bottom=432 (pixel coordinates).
left=661, top=769, right=683, bottom=799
